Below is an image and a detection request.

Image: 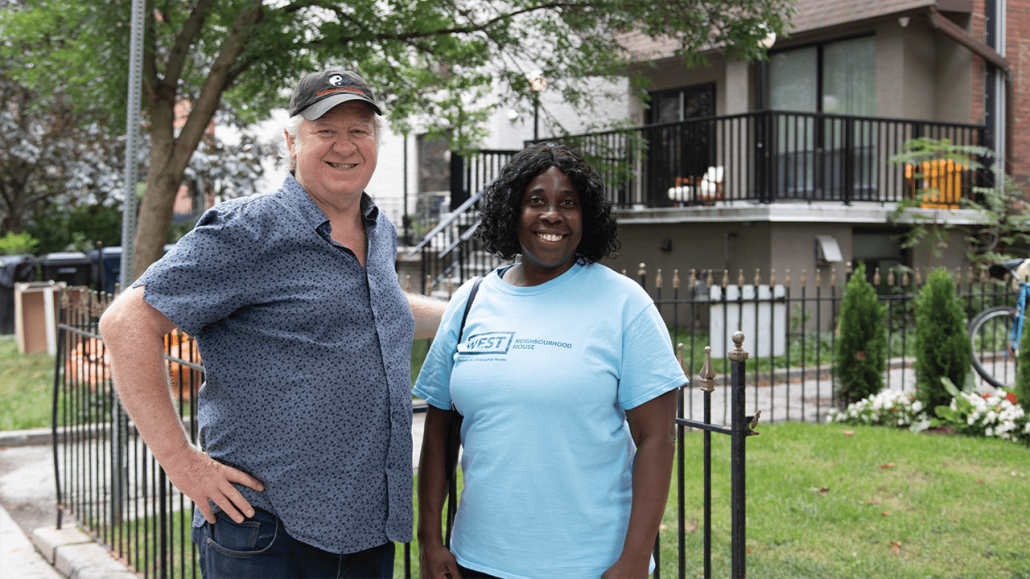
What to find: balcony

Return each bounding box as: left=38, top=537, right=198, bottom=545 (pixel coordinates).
left=549, top=110, right=987, bottom=210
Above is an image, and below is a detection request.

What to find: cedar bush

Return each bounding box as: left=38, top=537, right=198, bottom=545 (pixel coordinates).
left=834, top=262, right=888, bottom=407
left=914, top=267, right=972, bottom=415
left=1016, top=326, right=1030, bottom=414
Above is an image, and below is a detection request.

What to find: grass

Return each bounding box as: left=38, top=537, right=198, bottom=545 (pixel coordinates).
left=0, top=335, right=55, bottom=431
left=659, top=422, right=1030, bottom=579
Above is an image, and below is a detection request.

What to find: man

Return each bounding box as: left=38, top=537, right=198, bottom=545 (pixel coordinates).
left=100, top=69, right=445, bottom=578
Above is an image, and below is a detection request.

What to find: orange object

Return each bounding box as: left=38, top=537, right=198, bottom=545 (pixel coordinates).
left=905, top=160, right=962, bottom=209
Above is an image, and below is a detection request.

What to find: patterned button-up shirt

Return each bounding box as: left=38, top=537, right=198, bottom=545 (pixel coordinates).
left=134, top=174, right=415, bottom=553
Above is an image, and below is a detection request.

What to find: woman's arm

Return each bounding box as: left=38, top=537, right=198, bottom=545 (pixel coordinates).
left=417, top=405, right=464, bottom=579
left=602, top=389, right=679, bottom=579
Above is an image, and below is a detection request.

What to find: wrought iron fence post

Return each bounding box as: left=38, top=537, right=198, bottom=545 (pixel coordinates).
left=697, top=346, right=716, bottom=579
left=52, top=291, right=67, bottom=529
left=729, top=331, right=751, bottom=579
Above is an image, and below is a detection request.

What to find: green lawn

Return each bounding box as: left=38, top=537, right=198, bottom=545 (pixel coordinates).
left=662, top=422, right=1030, bottom=579
left=0, top=335, right=55, bottom=431
left=400, top=423, right=1030, bottom=579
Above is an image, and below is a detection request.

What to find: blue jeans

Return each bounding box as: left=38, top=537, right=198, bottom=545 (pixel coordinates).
left=192, top=508, right=395, bottom=578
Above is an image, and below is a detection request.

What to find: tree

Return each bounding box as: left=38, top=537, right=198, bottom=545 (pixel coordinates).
left=1, top=0, right=794, bottom=279
left=834, top=261, right=887, bottom=407
left=914, top=267, right=972, bottom=417
left=0, top=70, right=123, bottom=235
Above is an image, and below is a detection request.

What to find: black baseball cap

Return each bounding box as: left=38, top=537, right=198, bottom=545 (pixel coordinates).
left=289, top=68, right=382, bottom=119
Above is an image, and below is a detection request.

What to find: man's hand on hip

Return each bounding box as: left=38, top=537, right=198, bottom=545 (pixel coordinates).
left=165, top=446, right=265, bottom=524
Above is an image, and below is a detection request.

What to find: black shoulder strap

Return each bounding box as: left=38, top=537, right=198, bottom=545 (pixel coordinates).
left=457, top=276, right=483, bottom=343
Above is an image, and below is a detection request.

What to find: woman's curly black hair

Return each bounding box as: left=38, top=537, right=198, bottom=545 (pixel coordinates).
left=476, top=142, right=619, bottom=262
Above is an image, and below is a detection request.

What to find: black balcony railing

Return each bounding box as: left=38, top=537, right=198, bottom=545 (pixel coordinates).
left=544, top=110, right=987, bottom=209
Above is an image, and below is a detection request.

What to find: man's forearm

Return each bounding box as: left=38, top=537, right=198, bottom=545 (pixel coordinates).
left=407, top=292, right=447, bottom=339
left=100, top=288, right=194, bottom=466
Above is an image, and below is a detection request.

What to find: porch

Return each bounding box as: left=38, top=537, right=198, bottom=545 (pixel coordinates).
left=549, top=109, right=986, bottom=210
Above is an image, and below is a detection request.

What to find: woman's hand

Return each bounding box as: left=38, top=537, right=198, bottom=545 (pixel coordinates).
left=419, top=542, right=463, bottom=579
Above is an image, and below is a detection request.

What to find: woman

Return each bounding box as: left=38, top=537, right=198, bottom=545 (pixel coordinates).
left=415, top=143, right=686, bottom=579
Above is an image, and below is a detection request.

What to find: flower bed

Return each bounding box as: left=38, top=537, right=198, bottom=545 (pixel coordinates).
left=829, top=388, right=1030, bottom=445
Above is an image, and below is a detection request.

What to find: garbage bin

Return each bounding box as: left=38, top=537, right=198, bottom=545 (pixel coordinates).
left=41, top=251, right=93, bottom=287
left=0, top=255, right=37, bottom=335
left=88, top=247, right=122, bottom=295
left=14, top=281, right=67, bottom=355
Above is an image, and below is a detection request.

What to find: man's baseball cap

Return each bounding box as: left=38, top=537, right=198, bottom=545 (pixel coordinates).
left=289, top=69, right=382, bottom=120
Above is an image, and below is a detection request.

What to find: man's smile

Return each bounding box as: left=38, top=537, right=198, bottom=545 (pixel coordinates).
left=327, top=161, right=357, bottom=170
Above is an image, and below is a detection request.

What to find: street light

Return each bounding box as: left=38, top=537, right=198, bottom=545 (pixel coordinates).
left=527, top=70, right=546, bottom=141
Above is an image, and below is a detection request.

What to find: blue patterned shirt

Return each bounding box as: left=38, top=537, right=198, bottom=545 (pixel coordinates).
left=134, top=174, right=415, bottom=553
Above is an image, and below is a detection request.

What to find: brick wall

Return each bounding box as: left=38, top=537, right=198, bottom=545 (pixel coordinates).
left=1006, top=0, right=1030, bottom=186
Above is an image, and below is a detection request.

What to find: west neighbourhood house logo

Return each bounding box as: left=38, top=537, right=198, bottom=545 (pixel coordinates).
left=461, top=333, right=574, bottom=356
left=462, top=332, right=515, bottom=355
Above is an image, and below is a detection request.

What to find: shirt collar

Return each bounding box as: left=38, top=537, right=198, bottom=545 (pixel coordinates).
left=281, top=173, right=380, bottom=231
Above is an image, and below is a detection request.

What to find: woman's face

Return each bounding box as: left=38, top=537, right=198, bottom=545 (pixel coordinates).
left=517, top=166, right=584, bottom=282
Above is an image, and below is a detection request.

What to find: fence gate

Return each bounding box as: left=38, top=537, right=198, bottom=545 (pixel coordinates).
left=672, top=331, right=760, bottom=579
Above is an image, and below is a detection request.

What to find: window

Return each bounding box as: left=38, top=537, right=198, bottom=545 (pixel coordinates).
left=647, top=84, right=716, bottom=204
left=767, top=36, right=877, bottom=199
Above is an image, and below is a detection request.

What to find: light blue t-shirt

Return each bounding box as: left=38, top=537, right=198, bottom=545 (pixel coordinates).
left=414, top=261, right=687, bottom=579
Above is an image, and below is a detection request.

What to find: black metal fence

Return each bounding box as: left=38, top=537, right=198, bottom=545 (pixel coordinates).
left=51, top=262, right=1013, bottom=578
left=542, top=110, right=986, bottom=209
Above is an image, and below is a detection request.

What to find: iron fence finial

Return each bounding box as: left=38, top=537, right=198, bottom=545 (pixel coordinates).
left=729, top=331, right=748, bottom=361
left=698, top=346, right=715, bottom=392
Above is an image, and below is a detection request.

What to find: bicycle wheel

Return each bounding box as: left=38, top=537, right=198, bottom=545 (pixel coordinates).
left=968, top=306, right=1019, bottom=389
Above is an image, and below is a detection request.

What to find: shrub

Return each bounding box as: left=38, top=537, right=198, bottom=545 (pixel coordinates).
left=914, top=268, right=972, bottom=416
left=0, top=231, right=39, bottom=255
left=1016, top=328, right=1030, bottom=415
left=834, top=261, right=888, bottom=407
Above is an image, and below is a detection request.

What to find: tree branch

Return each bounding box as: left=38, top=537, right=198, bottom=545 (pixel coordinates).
left=164, top=0, right=218, bottom=87
left=171, top=2, right=265, bottom=176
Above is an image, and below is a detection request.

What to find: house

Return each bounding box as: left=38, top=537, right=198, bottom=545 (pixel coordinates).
left=593, top=0, right=1026, bottom=289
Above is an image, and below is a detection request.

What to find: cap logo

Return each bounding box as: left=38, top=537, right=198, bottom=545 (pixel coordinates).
left=315, top=86, right=367, bottom=98
left=329, top=74, right=345, bottom=86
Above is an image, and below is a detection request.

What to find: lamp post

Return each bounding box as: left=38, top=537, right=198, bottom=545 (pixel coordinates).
left=527, top=70, right=546, bottom=141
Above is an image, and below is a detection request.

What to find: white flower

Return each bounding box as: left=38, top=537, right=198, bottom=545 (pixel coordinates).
left=912, top=401, right=923, bottom=413
left=986, top=427, right=994, bottom=437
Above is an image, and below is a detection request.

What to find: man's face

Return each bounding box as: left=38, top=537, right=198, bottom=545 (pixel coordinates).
left=288, top=102, right=378, bottom=207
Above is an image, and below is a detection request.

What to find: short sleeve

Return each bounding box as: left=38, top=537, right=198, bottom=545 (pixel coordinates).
left=617, top=303, right=688, bottom=410
left=133, top=204, right=265, bottom=336
left=412, top=280, right=477, bottom=410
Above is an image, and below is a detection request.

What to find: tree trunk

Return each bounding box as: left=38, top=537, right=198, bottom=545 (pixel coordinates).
left=130, top=164, right=181, bottom=280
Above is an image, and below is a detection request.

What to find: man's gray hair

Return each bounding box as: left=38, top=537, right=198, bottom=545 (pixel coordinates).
left=280, top=112, right=384, bottom=173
